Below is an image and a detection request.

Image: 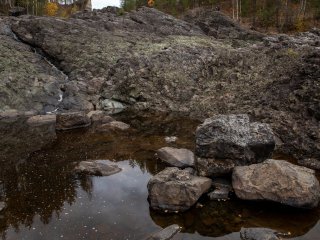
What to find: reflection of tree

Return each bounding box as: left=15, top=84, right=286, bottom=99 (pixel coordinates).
left=0, top=157, right=93, bottom=238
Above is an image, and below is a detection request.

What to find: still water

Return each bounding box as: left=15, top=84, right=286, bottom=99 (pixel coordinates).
left=0, top=111, right=319, bottom=240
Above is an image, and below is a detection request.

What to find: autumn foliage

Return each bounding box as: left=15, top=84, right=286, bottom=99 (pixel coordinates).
left=44, top=2, right=58, bottom=16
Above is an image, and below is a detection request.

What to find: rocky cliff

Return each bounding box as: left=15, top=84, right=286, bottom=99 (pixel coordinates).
left=0, top=7, right=319, bottom=159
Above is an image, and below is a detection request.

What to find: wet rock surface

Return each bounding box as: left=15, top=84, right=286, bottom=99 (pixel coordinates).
left=156, top=147, right=194, bottom=168
left=240, top=227, right=281, bottom=240
left=56, top=112, right=91, bottom=130
left=146, top=224, right=181, bottom=240
left=0, top=7, right=318, bottom=158
left=74, top=160, right=121, bottom=176
left=232, top=159, right=320, bottom=208
left=147, top=167, right=212, bottom=212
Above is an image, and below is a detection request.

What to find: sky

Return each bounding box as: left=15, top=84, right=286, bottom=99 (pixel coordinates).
left=92, top=0, right=121, bottom=9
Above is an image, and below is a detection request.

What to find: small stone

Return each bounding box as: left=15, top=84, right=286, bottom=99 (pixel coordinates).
left=208, top=188, right=230, bottom=200
left=146, top=224, right=181, bottom=240
left=75, top=160, right=121, bottom=176
left=156, top=147, right=195, bottom=168
left=164, top=136, right=177, bottom=143
left=240, top=227, right=281, bottom=240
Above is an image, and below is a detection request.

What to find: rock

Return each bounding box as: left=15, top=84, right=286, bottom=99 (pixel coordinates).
left=0, top=202, right=5, bottom=212
left=101, top=99, right=125, bottom=111
left=164, top=136, right=177, bottom=143
left=96, top=121, right=130, bottom=131
left=232, top=159, right=320, bottom=208
left=240, top=227, right=281, bottom=240
left=298, top=158, right=320, bottom=170
left=26, top=115, right=56, bottom=127
left=196, top=157, right=235, bottom=177
left=147, top=167, right=212, bottom=212
left=146, top=224, right=181, bottom=240
left=74, top=160, right=121, bottom=176
left=156, top=147, right=194, bottom=168
left=87, top=110, right=114, bottom=124
left=56, top=112, right=91, bottom=130
left=195, top=114, right=275, bottom=164
left=212, top=178, right=233, bottom=191
left=208, top=188, right=230, bottom=201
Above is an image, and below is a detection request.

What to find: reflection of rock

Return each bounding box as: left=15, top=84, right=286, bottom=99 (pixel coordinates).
left=146, top=224, right=181, bottom=240
left=56, top=112, right=91, bottom=130
left=196, top=158, right=235, bottom=177
left=26, top=115, right=56, bottom=127
left=233, top=159, right=320, bottom=208
left=240, top=227, right=281, bottom=240
left=156, top=147, right=194, bottom=168
left=195, top=114, right=275, bottom=177
left=0, top=202, right=5, bottom=212
left=298, top=158, right=320, bottom=171
left=74, top=160, right=122, bottom=176
left=96, top=121, right=130, bottom=131
left=147, top=167, right=211, bottom=212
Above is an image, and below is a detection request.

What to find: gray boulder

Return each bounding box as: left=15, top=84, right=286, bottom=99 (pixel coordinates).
left=196, top=157, right=235, bottom=177
left=240, top=228, right=281, bottom=240
left=232, top=159, right=320, bottom=208
left=297, top=158, right=320, bottom=170
left=56, top=112, right=91, bottom=130
left=148, top=167, right=212, bottom=212
left=196, top=114, right=275, bottom=163
left=146, top=224, right=181, bottom=240
left=75, top=160, right=121, bottom=176
left=156, top=147, right=194, bottom=168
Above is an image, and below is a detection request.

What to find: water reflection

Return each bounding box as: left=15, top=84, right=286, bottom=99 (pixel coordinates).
left=0, top=112, right=319, bottom=239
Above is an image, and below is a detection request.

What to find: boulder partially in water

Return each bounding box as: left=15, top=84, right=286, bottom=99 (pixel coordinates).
left=146, top=224, right=181, bottom=240
left=147, top=167, right=211, bottom=212
left=56, top=112, right=91, bottom=130
left=232, top=159, right=320, bottom=208
left=156, top=147, right=194, bottom=168
left=74, top=160, right=121, bottom=176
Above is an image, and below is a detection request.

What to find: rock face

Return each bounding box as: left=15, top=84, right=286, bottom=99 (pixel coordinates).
left=195, top=114, right=275, bottom=176
left=74, top=160, right=121, bottom=176
left=56, top=112, right=91, bottom=130
left=232, top=159, right=320, bottom=208
left=146, top=224, right=181, bottom=240
left=156, top=147, right=194, bottom=168
left=1, top=6, right=320, bottom=159
left=148, top=167, right=212, bottom=212
left=240, top=228, right=281, bottom=240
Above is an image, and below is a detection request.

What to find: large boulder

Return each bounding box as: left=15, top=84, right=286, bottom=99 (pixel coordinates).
left=147, top=167, right=212, bottom=212
left=195, top=114, right=275, bottom=177
left=56, top=112, right=91, bottom=130
left=232, top=159, right=320, bottom=208
left=74, top=160, right=121, bottom=176
left=156, top=147, right=195, bottom=168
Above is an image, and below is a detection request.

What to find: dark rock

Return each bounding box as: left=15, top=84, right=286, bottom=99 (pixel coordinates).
left=0, top=202, right=5, bottom=212
left=146, top=224, right=181, bottom=240
left=74, top=160, right=121, bottom=176
left=298, top=158, right=320, bottom=170
left=195, top=114, right=275, bottom=177
left=232, top=159, right=320, bottom=208
left=196, top=157, right=235, bottom=177
left=212, top=177, right=233, bottom=191
left=147, top=167, right=212, bottom=212
left=208, top=188, right=229, bottom=200
left=8, top=7, right=26, bottom=17
left=156, top=147, right=194, bottom=168
left=56, top=112, right=91, bottom=130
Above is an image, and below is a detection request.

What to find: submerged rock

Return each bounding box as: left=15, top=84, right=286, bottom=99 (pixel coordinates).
left=148, top=167, right=211, bottom=212
left=297, top=158, right=320, bottom=170
left=240, top=227, right=281, bottom=240
left=196, top=114, right=275, bottom=163
left=0, top=202, right=5, bottom=212
left=56, top=112, right=91, bottom=130
left=74, top=160, right=121, bottom=176
left=26, top=114, right=56, bottom=127
left=146, top=224, right=181, bottom=240
left=96, top=121, right=130, bottom=131
left=156, top=147, right=194, bottom=168
left=232, top=159, right=320, bottom=208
